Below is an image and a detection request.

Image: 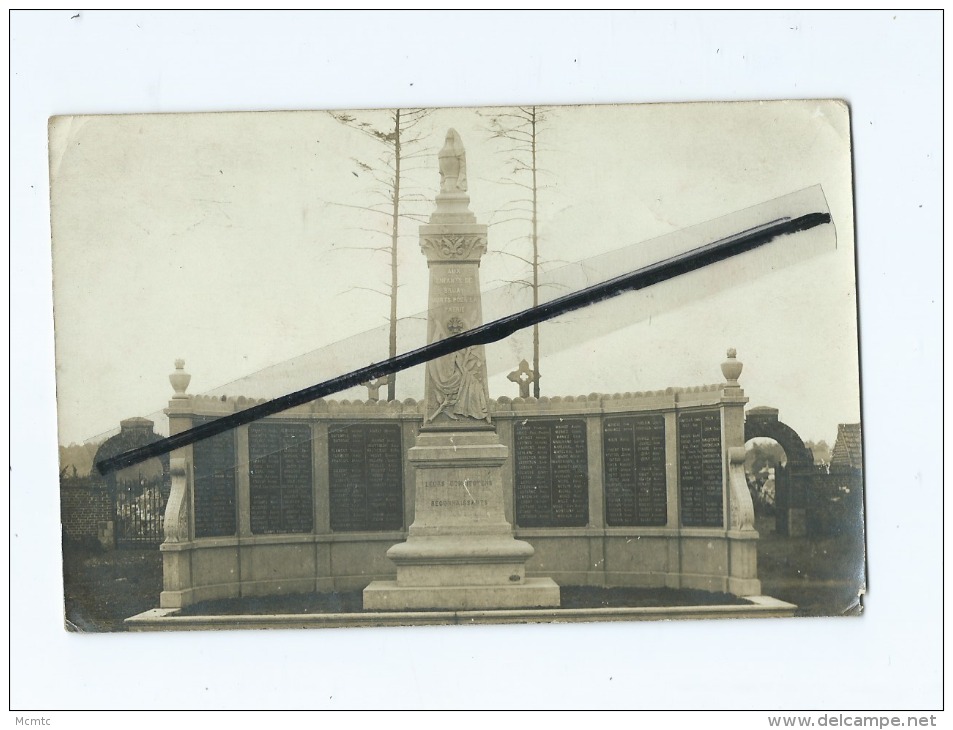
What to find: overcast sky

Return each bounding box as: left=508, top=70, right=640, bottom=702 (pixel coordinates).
left=51, top=100, right=858, bottom=447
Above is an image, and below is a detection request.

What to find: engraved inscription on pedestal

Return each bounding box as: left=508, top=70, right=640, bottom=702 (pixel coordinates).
left=249, top=422, right=313, bottom=535
left=515, top=419, right=588, bottom=527
left=604, top=415, right=667, bottom=527
left=678, top=410, right=725, bottom=527
left=328, top=423, right=403, bottom=532
left=192, top=416, right=237, bottom=538
left=411, top=465, right=503, bottom=531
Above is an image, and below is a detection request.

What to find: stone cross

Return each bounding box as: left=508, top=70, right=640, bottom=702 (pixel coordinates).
left=507, top=359, right=539, bottom=399
left=361, top=375, right=390, bottom=402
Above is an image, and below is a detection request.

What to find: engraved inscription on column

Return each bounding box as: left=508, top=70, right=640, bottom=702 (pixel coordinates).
left=192, top=416, right=237, bottom=538
left=328, top=423, right=403, bottom=531
left=249, top=422, right=313, bottom=534
left=515, top=419, right=588, bottom=527
left=604, top=414, right=667, bottom=526
left=678, top=410, right=724, bottom=528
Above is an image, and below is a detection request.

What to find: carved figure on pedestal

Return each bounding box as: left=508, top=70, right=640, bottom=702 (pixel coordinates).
left=426, top=316, right=490, bottom=423
left=438, top=128, right=468, bottom=194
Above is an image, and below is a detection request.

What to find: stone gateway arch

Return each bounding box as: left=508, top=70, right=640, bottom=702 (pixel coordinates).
left=744, top=406, right=814, bottom=536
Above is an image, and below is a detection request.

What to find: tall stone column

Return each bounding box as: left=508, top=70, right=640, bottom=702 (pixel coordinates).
left=363, top=129, right=559, bottom=610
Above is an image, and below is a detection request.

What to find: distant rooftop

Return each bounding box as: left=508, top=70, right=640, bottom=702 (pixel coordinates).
left=830, top=423, right=863, bottom=471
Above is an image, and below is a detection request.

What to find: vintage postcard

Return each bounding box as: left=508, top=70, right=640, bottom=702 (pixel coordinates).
left=51, top=100, right=864, bottom=631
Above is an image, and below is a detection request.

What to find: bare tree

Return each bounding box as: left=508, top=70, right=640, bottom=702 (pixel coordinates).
left=329, top=109, right=434, bottom=401
left=483, top=106, right=555, bottom=398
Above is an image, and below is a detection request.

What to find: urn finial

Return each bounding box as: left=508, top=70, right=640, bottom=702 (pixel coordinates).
left=721, top=348, right=743, bottom=384
left=170, top=359, right=191, bottom=398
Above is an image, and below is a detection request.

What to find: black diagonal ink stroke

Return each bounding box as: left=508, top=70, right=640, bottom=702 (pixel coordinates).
left=96, top=211, right=831, bottom=476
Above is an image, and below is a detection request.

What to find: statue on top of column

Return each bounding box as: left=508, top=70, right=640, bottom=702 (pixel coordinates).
left=438, top=128, right=468, bottom=194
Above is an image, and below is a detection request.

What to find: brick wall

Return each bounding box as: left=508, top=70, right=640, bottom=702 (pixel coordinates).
left=60, top=476, right=113, bottom=547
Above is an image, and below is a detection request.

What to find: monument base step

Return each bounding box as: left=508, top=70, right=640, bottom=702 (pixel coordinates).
left=362, top=577, right=560, bottom=610
left=126, top=596, right=798, bottom=631
left=387, top=534, right=535, bottom=565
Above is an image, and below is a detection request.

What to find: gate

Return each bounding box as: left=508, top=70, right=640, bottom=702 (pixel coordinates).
left=114, top=473, right=169, bottom=548
left=93, top=417, right=171, bottom=549
left=745, top=406, right=814, bottom=537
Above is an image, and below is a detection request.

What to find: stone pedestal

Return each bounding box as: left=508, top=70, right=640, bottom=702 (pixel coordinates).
left=364, top=130, right=559, bottom=610
left=722, top=353, right=762, bottom=596
left=364, top=430, right=559, bottom=609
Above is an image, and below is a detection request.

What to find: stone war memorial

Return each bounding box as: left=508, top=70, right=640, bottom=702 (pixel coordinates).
left=363, top=129, right=559, bottom=610
left=52, top=103, right=863, bottom=631
left=126, top=127, right=821, bottom=630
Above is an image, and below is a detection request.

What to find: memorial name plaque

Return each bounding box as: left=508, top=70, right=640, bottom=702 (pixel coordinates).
left=604, top=415, right=667, bottom=526
left=678, top=410, right=724, bottom=527
left=192, top=416, right=237, bottom=538
left=249, top=422, right=313, bottom=534
left=328, top=423, right=403, bottom=532
left=515, top=419, right=588, bottom=527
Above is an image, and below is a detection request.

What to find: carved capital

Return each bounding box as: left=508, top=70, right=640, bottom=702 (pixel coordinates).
left=420, top=234, right=487, bottom=262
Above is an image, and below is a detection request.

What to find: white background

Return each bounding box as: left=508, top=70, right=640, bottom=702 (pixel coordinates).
left=9, top=9, right=943, bottom=714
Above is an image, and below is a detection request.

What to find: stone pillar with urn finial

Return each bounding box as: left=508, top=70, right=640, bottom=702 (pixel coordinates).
left=363, top=129, right=560, bottom=610
left=719, top=348, right=762, bottom=596
left=160, top=359, right=195, bottom=607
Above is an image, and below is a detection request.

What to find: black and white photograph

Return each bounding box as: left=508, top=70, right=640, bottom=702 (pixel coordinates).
left=11, top=9, right=941, bottom=716
left=50, top=100, right=863, bottom=631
